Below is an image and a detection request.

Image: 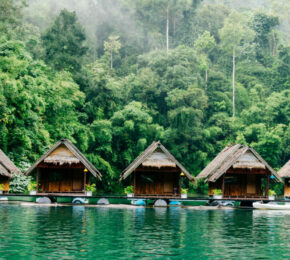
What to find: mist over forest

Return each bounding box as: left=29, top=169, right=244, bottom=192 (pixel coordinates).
left=0, top=0, right=289, bottom=194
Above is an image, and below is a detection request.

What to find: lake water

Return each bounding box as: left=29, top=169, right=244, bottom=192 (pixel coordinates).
left=1, top=203, right=290, bottom=259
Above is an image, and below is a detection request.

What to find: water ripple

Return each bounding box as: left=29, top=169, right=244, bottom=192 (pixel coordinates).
left=1, top=204, right=290, bottom=259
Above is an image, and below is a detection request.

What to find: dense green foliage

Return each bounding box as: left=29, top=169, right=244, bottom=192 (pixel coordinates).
left=0, top=0, right=289, bottom=194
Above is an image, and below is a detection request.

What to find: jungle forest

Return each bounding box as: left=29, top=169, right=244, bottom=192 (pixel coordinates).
left=0, top=0, right=289, bottom=194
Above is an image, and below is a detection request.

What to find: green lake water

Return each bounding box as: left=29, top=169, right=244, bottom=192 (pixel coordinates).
left=1, top=203, right=290, bottom=259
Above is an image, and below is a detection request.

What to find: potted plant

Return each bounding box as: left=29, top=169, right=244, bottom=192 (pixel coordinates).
left=85, top=184, right=96, bottom=196
left=268, top=190, right=276, bottom=200
left=124, top=185, right=134, bottom=197
left=0, top=184, right=4, bottom=194
left=28, top=181, right=37, bottom=195
left=181, top=188, right=188, bottom=199
left=213, top=189, right=223, bottom=199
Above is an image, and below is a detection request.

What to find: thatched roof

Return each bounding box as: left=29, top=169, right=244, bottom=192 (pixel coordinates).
left=25, top=139, right=102, bottom=180
left=120, top=141, right=194, bottom=181
left=278, top=160, right=290, bottom=178
left=0, top=149, right=22, bottom=178
left=196, top=144, right=281, bottom=183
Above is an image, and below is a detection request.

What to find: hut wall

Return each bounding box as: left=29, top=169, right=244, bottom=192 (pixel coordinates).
left=284, top=178, right=290, bottom=197
left=38, top=168, right=86, bottom=193
left=209, top=173, right=265, bottom=197
left=0, top=175, right=10, bottom=192
left=134, top=170, right=180, bottom=196
left=208, top=179, right=222, bottom=195
left=224, top=174, right=263, bottom=197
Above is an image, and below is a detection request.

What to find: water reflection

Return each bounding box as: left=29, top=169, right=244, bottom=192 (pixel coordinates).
left=1, top=204, right=290, bottom=259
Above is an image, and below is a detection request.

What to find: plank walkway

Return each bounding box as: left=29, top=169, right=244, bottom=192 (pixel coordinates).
left=0, top=193, right=289, bottom=202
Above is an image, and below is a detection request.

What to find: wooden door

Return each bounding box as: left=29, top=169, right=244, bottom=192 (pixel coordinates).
left=72, top=171, right=84, bottom=191
left=247, top=175, right=256, bottom=194
left=224, top=175, right=246, bottom=197
left=164, top=174, right=174, bottom=194
left=60, top=171, right=73, bottom=192
left=49, top=181, right=60, bottom=192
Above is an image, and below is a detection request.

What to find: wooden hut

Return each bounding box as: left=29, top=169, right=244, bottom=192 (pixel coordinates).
left=25, top=139, right=101, bottom=194
left=0, top=149, right=22, bottom=193
left=120, top=141, right=194, bottom=198
left=278, top=160, right=290, bottom=198
left=196, top=144, right=282, bottom=199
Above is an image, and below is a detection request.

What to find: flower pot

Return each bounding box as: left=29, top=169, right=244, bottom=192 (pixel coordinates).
left=213, top=195, right=223, bottom=199
left=181, top=194, right=187, bottom=199
left=127, top=193, right=134, bottom=198
left=0, top=190, right=3, bottom=195
left=86, top=191, right=93, bottom=196
left=268, top=195, right=275, bottom=201
left=29, top=190, right=37, bottom=195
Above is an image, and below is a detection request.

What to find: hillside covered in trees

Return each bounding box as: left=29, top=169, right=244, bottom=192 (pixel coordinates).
left=0, top=0, right=289, bottom=193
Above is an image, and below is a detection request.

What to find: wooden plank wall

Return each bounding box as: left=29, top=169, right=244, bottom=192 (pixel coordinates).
left=38, top=168, right=86, bottom=193
left=208, top=179, right=222, bottom=195
left=209, top=174, right=264, bottom=197
left=284, top=178, right=290, bottom=197
left=134, top=170, right=180, bottom=195
left=0, top=175, right=10, bottom=192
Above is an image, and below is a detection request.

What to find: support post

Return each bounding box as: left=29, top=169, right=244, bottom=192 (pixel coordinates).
left=36, top=168, right=39, bottom=193
left=222, top=174, right=225, bottom=198
left=266, top=173, right=270, bottom=198
left=179, top=173, right=181, bottom=196
left=84, top=170, right=86, bottom=194
left=133, top=171, right=136, bottom=195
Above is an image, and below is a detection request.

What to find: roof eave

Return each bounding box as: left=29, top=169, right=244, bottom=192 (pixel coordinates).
left=120, top=141, right=194, bottom=182
left=25, top=139, right=102, bottom=180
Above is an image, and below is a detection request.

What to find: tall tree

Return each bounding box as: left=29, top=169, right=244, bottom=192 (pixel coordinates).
left=219, top=11, right=255, bottom=117
left=194, top=31, right=216, bottom=90
left=250, top=12, right=279, bottom=65
left=0, top=0, right=25, bottom=36
left=41, top=9, right=87, bottom=73
left=104, top=35, right=121, bottom=70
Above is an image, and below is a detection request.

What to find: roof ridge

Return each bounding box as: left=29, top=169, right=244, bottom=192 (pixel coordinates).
left=120, top=141, right=194, bottom=181
left=25, top=139, right=102, bottom=180
left=197, top=144, right=281, bottom=183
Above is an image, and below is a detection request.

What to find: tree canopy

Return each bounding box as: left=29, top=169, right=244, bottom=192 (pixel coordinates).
left=0, top=0, right=289, bottom=194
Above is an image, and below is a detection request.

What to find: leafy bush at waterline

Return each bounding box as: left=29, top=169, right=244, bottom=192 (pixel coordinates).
left=9, top=174, right=32, bottom=193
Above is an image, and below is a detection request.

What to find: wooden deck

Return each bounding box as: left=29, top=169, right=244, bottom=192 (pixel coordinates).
left=133, top=194, right=182, bottom=199
left=36, top=192, right=86, bottom=197
left=0, top=193, right=277, bottom=202
left=222, top=195, right=268, bottom=200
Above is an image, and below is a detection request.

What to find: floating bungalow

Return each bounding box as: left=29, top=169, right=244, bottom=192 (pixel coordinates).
left=278, top=160, right=290, bottom=198
left=120, top=141, right=194, bottom=198
left=196, top=144, right=282, bottom=199
left=0, top=149, right=22, bottom=193
left=25, top=139, right=101, bottom=195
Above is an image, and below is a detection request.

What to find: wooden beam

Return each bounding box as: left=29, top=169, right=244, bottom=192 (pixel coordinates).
left=266, top=173, right=270, bottom=197
left=83, top=170, right=86, bottom=193
left=38, top=163, right=85, bottom=169
left=222, top=174, right=225, bottom=198
left=135, top=167, right=180, bottom=173
left=226, top=169, right=269, bottom=175
left=133, top=171, right=136, bottom=195
left=178, top=174, right=181, bottom=195
left=36, top=168, right=39, bottom=193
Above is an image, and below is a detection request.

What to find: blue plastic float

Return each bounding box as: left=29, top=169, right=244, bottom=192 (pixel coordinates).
left=134, top=199, right=146, bottom=206
left=169, top=201, right=181, bottom=206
